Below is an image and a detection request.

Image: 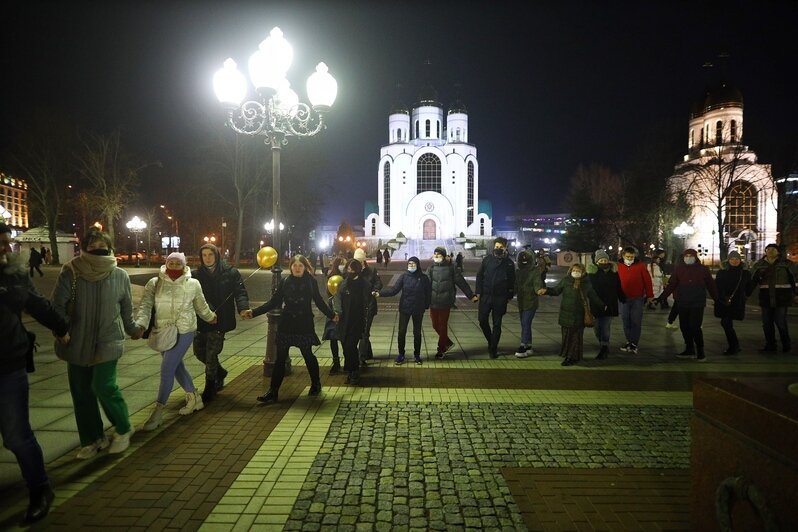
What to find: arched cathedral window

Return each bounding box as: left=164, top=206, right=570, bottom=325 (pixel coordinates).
left=730, top=120, right=737, bottom=143
left=723, top=181, right=757, bottom=236
left=417, top=153, right=441, bottom=193
left=467, top=161, right=474, bottom=226
left=415, top=121, right=419, bottom=139
left=715, top=121, right=723, bottom=145
left=383, top=162, right=391, bottom=226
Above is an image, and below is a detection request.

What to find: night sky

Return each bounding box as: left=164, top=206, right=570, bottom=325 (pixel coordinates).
left=2, top=0, right=797, bottom=228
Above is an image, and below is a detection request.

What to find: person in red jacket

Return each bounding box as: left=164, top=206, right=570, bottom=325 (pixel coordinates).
left=658, top=249, right=719, bottom=361
left=616, top=247, right=655, bottom=354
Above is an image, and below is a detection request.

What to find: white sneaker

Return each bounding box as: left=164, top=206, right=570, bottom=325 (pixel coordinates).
left=665, top=321, right=678, bottom=330
left=515, top=346, right=533, bottom=358
left=76, top=437, right=110, bottom=460
left=178, top=392, right=204, bottom=415
left=109, top=428, right=135, bottom=454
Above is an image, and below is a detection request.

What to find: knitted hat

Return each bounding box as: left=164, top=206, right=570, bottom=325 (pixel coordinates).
left=727, top=250, right=741, bottom=260
left=594, top=249, right=609, bottom=262
left=166, top=252, right=187, bottom=267
left=683, top=249, right=698, bottom=257
left=434, top=246, right=447, bottom=256
left=353, top=248, right=366, bottom=263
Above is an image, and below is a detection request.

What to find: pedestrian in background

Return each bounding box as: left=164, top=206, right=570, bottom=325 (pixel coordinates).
left=538, top=263, right=606, bottom=366
left=192, top=243, right=250, bottom=403
left=587, top=249, right=625, bottom=360
left=383, top=248, right=391, bottom=268
left=714, top=250, right=753, bottom=355
left=52, top=229, right=140, bottom=459
left=513, top=250, right=544, bottom=358
left=135, top=252, right=217, bottom=430
left=376, top=256, right=431, bottom=365
left=427, top=246, right=475, bottom=359
left=28, top=246, right=44, bottom=277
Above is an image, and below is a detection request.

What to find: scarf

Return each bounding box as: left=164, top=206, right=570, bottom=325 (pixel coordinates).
left=67, top=252, right=117, bottom=282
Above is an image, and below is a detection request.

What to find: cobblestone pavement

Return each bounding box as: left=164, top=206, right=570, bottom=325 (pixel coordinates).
left=284, top=402, right=690, bottom=531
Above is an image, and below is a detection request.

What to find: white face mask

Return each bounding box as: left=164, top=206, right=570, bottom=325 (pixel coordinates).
left=408, top=266, right=417, bottom=273
left=571, top=271, right=582, bottom=279
left=336, top=264, right=343, bottom=272
left=433, top=256, right=443, bottom=263
left=683, top=256, right=696, bottom=265
left=623, top=259, right=634, bottom=266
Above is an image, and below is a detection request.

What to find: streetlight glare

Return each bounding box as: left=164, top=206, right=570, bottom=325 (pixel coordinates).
left=307, top=62, right=338, bottom=108
left=248, top=27, right=294, bottom=90
left=275, top=80, right=299, bottom=116
left=213, top=58, right=247, bottom=107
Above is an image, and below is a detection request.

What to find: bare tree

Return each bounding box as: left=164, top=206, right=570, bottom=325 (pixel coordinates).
left=141, top=207, right=163, bottom=266
left=672, top=141, right=775, bottom=261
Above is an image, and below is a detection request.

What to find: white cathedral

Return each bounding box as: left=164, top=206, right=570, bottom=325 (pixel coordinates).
left=364, top=83, right=493, bottom=242
left=668, top=74, right=777, bottom=262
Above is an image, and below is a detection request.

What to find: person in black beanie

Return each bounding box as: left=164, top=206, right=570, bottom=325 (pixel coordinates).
left=0, top=222, right=70, bottom=523
left=376, top=256, right=431, bottom=365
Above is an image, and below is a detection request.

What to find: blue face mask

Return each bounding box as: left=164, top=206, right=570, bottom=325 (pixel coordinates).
left=408, top=266, right=417, bottom=273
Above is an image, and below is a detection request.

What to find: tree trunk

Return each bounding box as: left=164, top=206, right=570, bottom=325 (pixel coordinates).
left=47, top=222, right=61, bottom=266
left=234, top=208, right=245, bottom=267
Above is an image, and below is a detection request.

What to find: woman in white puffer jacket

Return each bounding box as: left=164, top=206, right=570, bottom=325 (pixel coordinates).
left=135, top=253, right=216, bottom=430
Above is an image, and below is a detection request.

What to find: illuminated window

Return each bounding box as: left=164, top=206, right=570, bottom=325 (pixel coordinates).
left=467, top=161, right=474, bottom=226
left=371, top=218, right=376, bottom=236
left=383, top=162, right=391, bottom=226
left=730, top=120, right=737, bottom=142
left=417, top=153, right=441, bottom=193
left=425, top=120, right=431, bottom=138
left=715, top=120, right=723, bottom=145
left=723, top=181, right=757, bottom=235
left=689, top=129, right=694, bottom=148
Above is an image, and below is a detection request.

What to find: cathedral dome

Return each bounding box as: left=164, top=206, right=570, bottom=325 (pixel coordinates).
left=702, top=81, right=743, bottom=112
left=415, top=82, right=441, bottom=107
left=448, top=98, right=467, bottom=115
left=390, top=100, right=409, bottom=115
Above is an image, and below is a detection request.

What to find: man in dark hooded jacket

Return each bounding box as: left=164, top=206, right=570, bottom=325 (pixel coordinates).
left=0, top=223, right=69, bottom=523
left=192, top=244, right=251, bottom=402
left=475, top=237, right=515, bottom=358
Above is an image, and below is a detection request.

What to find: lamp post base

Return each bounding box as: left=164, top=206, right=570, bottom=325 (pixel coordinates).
left=262, top=310, right=292, bottom=377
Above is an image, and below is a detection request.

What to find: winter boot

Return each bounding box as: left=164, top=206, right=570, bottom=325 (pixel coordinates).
left=329, top=361, right=341, bottom=375
left=595, top=346, right=609, bottom=360
left=257, top=389, right=278, bottom=403
left=140, top=403, right=165, bottom=432
left=178, top=392, right=204, bottom=415
left=309, top=381, right=322, bottom=396
left=216, top=368, right=228, bottom=390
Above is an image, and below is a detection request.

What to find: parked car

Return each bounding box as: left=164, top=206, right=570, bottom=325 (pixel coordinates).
left=115, top=252, right=146, bottom=263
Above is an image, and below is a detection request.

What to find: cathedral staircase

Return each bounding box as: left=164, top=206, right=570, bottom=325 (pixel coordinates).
left=403, top=238, right=467, bottom=260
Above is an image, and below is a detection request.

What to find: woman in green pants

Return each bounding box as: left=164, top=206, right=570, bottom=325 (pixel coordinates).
left=52, top=229, right=142, bottom=459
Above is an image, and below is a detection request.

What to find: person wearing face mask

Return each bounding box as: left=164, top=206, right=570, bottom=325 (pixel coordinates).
left=375, top=256, right=432, bottom=365
left=475, top=237, right=516, bottom=358
left=750, top=243, right=797, bottom=352
left=52, top=229, right=141, bottom=459
left=587, top=249, right=626, bottom=360
left=513, top=250, right=544, bottom=357
left=538, top=263, right=606, bottom=366
left=426, top=246, right=475, bottom=359
left=714, top=250, right=754, bottom=355
left=353, top=248, right=383, bottom=366
left=333, top=259, right=372, bottom=384
left=135, top=253, right=217, bottom=429
left=0, top=222, right=70, bottom=524
left=657, top=249, right=718, bottom=361
left=616, top=246, right=655, bottom=355
left=255, top=255, right=336, bottom=403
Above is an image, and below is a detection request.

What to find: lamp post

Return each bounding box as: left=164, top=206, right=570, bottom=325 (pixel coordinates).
left=214, top=27, right=337, bottom=376
left=126, top=216, right=147, bottom=267
left=673, top=222, right=694, bottom=259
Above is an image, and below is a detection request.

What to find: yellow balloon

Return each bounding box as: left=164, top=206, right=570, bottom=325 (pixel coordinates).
left=257, top=246, right=278, bottom=269
left=327, top=274, right=344, bottom=296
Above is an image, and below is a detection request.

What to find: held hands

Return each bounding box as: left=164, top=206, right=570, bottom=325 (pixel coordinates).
left=240, top=309, right=253, bottom=320
left=372, top=291, right=380, bottom=298
left=332, top=313, right=340, bottom=323
left=646, top=297, right=657, bottom=305
left=129, top=327, right=144, bottom=340
left=56, top=332, right=70, bottom=345
left=471, top=295, right=479, bottom=302
left=209, top=314, right=218, bottom=325
left=536, top=288, right=547, bottom=296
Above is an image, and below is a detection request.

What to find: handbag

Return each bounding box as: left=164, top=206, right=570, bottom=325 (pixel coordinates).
left=147, top=323, right=178, bottom=352
left=580, top=289, right=595, bottom=327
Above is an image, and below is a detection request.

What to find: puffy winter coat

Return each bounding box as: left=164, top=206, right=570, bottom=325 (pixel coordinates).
left=545, top=276, right=605, bottom=328
left=476, top=254, right=515, bottom=300
left=52, top=262, right=139, bottom=366
left=192, top=252, right=250, bottom=333
left=379, top=270, right=431, bottom=315
left=135, top=266, right=216, bottom=333
left=0, top=254, right=68, bottom=375
left=714, top=262, right=753, bottom=320
left=751, top=257, right=797, bottom=308
left=660, top=263, right=718, bottom=308
left=426, top=261, right=474, bottom=309
left=514, top=251, right=544, bottom=312
left=586, top=262, right=625, bottom=317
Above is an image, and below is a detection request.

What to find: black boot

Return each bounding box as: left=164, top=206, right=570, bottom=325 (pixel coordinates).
left=309, top=381, right=321, bottom=396
left=24, top=485, right=54, bottom=524
left=329, top=361, right=341, bottom=375
left=595, top=346, right=608, bottom=360
left=256, top=389, right=278, bottom=403
left=216, top=368, right=228, bottom=390
left=201, top=384, right=216, bottom=403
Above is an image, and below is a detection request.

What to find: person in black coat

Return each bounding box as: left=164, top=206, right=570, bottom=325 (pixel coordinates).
left=333, top=259, right=372, bottom=385
left=353, top=248, right=383, bottom=366
left=0, top=223, right=70, bottom=523
left=376, top=256, right=432, bottom=365
left=193, top=244, right=251, bottom=402
left=714, top=251, right=754, bottom=355
left=475, top=237, right=515, bottom=358
left=587, top=250, right=626, bottom=360
left=28, top=247, right=44, bottom=277
left=254, top=255, right=334, bottom=403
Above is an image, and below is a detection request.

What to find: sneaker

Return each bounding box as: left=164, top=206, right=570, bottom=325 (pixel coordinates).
left=620, top=342, right=631, bottom=352
left=434, top=351, right=445, bottom=360
left=444, top=340, right=455, bottom=353
left=515, top=346, right=532, bottom=359
left=178, top=392, right=204, bottom=415
left=515, top=345, right=528, bottom=355
left=257, top=389, right=278, bottom=403
left=395, top=354, right=405, bottom=365
left=329, top=363, right=341, bottom=375
left=108, top=428, right=134, bottom=454
left=414, top=355, right=423, bottom=365
left=675, top=351, right=696, bottom=359
left=309, top=382, right=321, bottom=396
left=628, top=343, right=638, bottom=354
left=665, top=322, right=678, bottom=330
left=75, top=437, right=109, bottom=460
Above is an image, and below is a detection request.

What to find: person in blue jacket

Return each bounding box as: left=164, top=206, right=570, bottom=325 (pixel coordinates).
left=375, top=256, right=431, bottom=365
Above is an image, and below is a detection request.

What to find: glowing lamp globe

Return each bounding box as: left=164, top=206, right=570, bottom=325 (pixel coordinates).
left=213, top=59, right=247, bottom=108
left=307, top=62, right=337, bottom=109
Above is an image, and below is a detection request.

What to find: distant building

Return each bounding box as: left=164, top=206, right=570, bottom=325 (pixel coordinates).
left=668, top=73, right=777, bottom=263
left=776, top=171, right=798, bottom=259
left=365, top=77, right=493, bottom=241
left=0, top=172, right=29, bottom=235
left=503, top=213, right=589, bottom=250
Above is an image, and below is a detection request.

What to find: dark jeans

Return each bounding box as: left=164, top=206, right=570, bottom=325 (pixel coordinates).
left=271, top=344, right=319, bottom=391
left=761, top=306, right=790, bottom=348
left=193, top=330, right=226, bottom=385
left=593, top=316, right=613, bottom=346
left=720, top=316, right=739, bottom=349
left=478, top=296, right=508, bottom=352
left=0, top=369, right=48, bottom=492
left=342, top=337, right=360, bottom=372
left=678, top=305, right=705, bottom=354
left=398, top=312, right=424, bottom=356
left=358, top=309, right=376, bottom=361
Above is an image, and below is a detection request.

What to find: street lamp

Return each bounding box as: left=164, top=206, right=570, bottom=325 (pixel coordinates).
left=203, top=235, right=217, bottom=244
left=215, top=27, right=337, bottom=375
left=126, top=216, right=147, bottom=267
